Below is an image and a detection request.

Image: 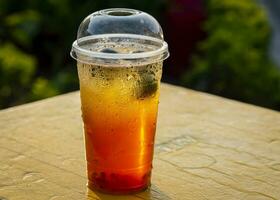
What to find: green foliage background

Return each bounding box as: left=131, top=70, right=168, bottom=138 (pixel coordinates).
left=182, top=0, right=280, bottom=110
left=1, top=0, right=280, bottom=110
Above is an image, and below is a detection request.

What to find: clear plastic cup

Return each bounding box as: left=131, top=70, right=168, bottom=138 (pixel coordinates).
left=70, top=8, right=169, bottom=194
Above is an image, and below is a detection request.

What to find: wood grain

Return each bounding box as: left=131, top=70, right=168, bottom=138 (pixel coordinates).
left=0, top=83, right=279, bottom=200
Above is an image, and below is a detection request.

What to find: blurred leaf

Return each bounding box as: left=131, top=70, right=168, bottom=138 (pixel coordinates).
left=0, top=43, right=37, bottom=107
left=0, top=43, right=36, bottom=84
left=31, top=77, right=59, bottom=100
left=5, top=10, right=41, bottom=46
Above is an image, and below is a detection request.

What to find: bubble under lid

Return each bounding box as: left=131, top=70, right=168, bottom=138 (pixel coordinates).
left=70, top=8, right=169, bottom=66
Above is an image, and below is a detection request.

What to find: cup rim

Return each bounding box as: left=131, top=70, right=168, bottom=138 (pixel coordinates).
left=99, top=8, right=142, bottom=17
left=71, top=34, right=169, bottom=64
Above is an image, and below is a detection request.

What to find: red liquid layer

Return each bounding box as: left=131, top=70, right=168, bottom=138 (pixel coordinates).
left=81, top=87, right=159, bottom=194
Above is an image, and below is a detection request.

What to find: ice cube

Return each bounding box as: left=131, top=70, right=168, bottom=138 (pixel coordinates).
left=136, top=73, right=158, bottom=99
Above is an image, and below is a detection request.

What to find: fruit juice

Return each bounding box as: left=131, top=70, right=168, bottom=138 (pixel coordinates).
left=77, top=46, right=162, bottom=193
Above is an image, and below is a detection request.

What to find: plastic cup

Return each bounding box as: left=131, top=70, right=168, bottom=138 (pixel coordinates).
left=71, top=8, right=169, bottom=194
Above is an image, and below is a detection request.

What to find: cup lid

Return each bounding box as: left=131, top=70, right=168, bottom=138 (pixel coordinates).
left=70, top=8, right=169, bottom=66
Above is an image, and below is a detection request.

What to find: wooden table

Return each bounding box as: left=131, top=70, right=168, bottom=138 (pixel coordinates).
left=1, top=83, right=280, bottom=200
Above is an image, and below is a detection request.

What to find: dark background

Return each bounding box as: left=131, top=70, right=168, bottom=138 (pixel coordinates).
left=1, top=0, right=280, bottom=110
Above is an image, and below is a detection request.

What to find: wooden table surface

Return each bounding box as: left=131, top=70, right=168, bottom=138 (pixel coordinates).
left=0, top=83, right=280, bottom=200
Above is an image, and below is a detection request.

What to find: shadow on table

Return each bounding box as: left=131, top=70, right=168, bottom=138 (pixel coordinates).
left=86, top=184, right=171, bottom=200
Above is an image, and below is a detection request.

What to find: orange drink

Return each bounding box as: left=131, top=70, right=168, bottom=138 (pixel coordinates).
left=78, top=62, right=162, bottom=193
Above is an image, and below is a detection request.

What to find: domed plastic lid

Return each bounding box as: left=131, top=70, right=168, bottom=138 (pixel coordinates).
left=71, top=8, right=169, bottom=66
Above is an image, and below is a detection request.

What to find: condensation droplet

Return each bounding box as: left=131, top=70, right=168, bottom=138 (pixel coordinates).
left=22, top=172, right=44, bottom=183
left=11, top=155, right=26, bottom=161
